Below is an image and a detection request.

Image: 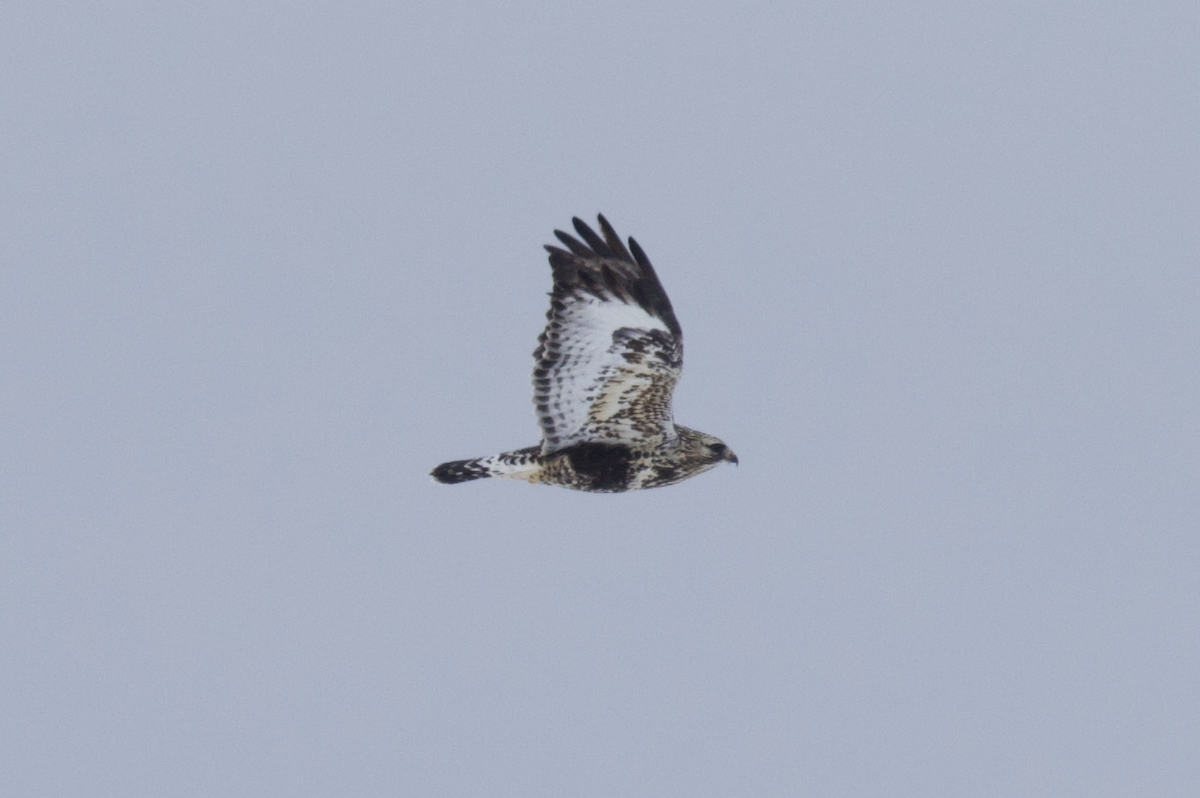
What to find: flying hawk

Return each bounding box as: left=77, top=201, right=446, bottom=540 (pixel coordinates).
left=431, top=215, right=737, bottom=493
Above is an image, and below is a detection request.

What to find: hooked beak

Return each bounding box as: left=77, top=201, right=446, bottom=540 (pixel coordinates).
left=725, top=450, right=739, bottom=466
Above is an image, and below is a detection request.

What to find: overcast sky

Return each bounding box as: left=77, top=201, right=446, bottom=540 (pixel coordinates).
left=3, top=2, right=1198, bottom=796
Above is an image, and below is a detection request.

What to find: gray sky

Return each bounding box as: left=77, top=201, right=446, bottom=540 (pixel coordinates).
left=3, top=1, right=1198, bottom=795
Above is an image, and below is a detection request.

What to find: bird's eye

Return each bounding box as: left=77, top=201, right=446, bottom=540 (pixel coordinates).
left=710, top=443, right=726, bottom=457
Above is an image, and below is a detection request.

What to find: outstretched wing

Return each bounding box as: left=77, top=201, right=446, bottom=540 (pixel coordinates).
left=533, top=215, right=684, bottom=453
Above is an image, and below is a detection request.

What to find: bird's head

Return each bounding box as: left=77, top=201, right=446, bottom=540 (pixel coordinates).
left=694, top=431, right=738, bottom=466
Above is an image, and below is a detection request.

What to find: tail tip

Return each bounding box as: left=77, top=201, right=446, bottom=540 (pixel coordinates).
left=430, top=459, right=488, bottom=485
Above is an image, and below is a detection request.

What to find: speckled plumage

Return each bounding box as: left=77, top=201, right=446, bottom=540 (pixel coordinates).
left=430, top=215, right=736, bottom=493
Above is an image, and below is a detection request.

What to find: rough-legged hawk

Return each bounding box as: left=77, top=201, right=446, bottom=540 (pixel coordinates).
left=431, top=215, right=736, bottom=493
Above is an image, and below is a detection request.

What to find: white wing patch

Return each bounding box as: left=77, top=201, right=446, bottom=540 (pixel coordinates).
left=535, top=294, right=678, bottom=452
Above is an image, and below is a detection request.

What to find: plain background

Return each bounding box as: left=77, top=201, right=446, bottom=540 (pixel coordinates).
left=3, top=2, right=1198, bottom=795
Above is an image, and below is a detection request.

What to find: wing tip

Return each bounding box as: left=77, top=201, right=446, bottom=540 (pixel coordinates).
left=544, top=213, right=683, bottom=339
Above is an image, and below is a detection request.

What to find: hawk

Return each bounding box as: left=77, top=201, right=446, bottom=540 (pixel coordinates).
left=431, top=214, right=737, bottom=493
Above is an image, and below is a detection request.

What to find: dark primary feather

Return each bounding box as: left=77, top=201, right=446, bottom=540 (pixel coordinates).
left=596, top=215, right=634, bottom=262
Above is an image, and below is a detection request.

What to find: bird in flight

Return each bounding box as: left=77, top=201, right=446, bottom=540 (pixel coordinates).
left=431, top=214, right=737, bottom=493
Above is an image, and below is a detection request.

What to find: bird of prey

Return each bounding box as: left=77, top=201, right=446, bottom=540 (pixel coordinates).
left=430, top=214, right=737, bottom=493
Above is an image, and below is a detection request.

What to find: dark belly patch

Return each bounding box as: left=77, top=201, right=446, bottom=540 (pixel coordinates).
left=563, top=442, right=634, bottom=492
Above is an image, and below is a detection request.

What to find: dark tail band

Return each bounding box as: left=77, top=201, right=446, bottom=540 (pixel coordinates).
left=430, top=458, right=491, bottom=484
